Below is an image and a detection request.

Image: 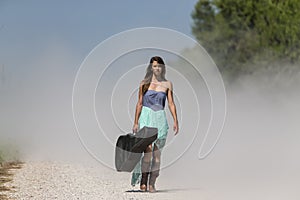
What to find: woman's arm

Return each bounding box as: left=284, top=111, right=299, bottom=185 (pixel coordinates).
left=132, top=82, right=144, bottom=133
left=167, top=81, right=179, bottom=135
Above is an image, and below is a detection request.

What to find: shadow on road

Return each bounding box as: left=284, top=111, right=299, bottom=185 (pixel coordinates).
left=125, top=187, right=202, bottom=193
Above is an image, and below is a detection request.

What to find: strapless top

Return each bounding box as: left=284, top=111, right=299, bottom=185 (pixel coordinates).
left=142, top=90, right=167, bottom=111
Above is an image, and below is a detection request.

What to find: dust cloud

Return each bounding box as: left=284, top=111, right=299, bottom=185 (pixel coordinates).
left=1, top=44, right=299, bottom=200
left=161, top=68, right=300, bottom=200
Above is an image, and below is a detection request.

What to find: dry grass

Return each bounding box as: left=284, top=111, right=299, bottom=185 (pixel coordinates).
left=0, top=194, right=9, bottom=200
left=0, top=161, right=23, bottom=200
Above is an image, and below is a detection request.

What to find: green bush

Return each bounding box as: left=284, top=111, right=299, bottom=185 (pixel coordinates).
left=191, top=0, right=300, bottom=79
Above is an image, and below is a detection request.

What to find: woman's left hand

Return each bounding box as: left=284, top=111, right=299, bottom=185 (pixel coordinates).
left=173, top=121, right=179, bottom=135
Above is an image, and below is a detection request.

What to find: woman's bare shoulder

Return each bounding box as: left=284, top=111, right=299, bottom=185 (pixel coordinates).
left=165, top=80, right=173, bottom=90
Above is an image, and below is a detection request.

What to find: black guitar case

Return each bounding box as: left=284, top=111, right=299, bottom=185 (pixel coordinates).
left=115, top=126, right=158, bottom=172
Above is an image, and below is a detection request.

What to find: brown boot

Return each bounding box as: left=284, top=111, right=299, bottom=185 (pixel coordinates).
left=140, top=172, right=149, bottom=192
left=140, top=161, right=150, bottom=192
left=149, top=170, right=159, bottom=193
left=149, top=159, right=160, bottom=193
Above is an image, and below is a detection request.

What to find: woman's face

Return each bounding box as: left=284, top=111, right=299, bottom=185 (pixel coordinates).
left=152, top=61, right=162, bottom=76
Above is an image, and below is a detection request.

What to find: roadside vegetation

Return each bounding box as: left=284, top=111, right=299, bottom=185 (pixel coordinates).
left=0, top=143, right=23, bottom=199
left=191, top=0, right=300, bottom=83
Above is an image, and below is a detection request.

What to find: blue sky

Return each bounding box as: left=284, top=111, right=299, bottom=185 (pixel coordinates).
left=0, top=0, right=198, bottom=72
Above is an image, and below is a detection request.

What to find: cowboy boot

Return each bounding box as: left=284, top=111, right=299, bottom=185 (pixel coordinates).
left=149, top=160, right=160, bottom=193
left=140, top=160, right=150, bottom=192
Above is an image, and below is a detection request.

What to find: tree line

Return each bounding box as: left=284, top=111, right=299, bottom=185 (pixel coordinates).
left=191, top=0, right=300, bottom=80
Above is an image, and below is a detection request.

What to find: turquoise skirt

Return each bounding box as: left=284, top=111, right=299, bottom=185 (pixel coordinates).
left=131, top=106, right=169, bottom=186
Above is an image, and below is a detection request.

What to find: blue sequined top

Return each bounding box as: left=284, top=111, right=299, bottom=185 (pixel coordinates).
left=142, top=90, right=167, bottom=111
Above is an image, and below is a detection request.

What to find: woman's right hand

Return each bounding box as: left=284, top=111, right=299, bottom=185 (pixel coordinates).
left=132, top=124, right=139, bottom=134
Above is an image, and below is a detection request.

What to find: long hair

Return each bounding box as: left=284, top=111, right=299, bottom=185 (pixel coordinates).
left=142, top=56, right=167, bottom=94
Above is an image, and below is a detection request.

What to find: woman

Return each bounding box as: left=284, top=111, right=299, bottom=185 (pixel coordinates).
left=131, top=56, right=179, bottom=192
